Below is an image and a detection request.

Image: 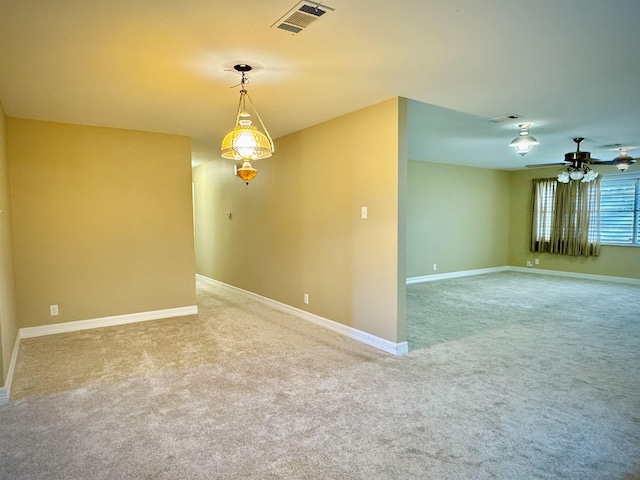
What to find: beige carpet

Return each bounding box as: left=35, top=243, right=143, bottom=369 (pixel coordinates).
left=11, top=279, right=381, bottom=400
left=1, top=272, right=640, bottom=479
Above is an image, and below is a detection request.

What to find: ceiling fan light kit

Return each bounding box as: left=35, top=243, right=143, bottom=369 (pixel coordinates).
left=556, top=138, right=599, bottom=183
left=557, top=166, right=599, bottom=184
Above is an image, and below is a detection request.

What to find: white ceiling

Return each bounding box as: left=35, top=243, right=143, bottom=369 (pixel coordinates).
left=1, top=0, right=639, bottom=170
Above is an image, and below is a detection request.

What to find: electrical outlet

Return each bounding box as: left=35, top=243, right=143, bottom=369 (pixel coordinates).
left=304, top=293, right=309, bottom=304
left=361, top=206, right=368, bottom=219
left=526, top=261, right=533, bottom=267
left=535, top=258, right=540, bottom=265
left=50, top=304, right=59, bottom=316
left=433, top=264, right=437, bottom=271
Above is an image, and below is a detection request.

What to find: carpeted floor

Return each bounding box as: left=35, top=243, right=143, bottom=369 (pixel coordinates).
left=1, top=272, right=639, bottom=479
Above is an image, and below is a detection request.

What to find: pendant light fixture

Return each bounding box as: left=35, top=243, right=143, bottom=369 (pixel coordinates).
left=221, top=64, right=274, bottom=184
left=509, top=123, right=539, bottom=156
left=612, top=147, right=636, bottom=172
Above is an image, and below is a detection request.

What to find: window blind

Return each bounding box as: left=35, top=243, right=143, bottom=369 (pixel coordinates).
left=600, top=173, right=640, bottom=245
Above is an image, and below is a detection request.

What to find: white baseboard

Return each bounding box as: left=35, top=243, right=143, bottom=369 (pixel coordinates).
left=196, top=274, right=408, bottom=356
left=407, top=266, right=509, bottom=284
left=507, top=266, right=640, bottom=285
left=19, top=305, right=199, bottom=339
left=407, top=265, right=640, bottom=286
left=0, top=305, right=198, bottom=404
left=0, top=334, right=21, bottom=405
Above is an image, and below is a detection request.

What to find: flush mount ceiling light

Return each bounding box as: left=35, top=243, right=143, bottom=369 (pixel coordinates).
left=221, top=64, right=274, bottom=185
left=509, top=123, right=539, bottom=156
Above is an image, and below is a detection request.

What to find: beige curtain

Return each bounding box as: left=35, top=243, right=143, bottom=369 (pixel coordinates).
left=531, top=177, right=601, bottom=256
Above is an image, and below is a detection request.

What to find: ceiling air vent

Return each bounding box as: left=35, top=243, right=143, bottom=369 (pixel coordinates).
left=489, top=114, right=522, bottom=123
left=271, top=1, right=335, bottom=34
left=597, top=143, right=624, bottom=149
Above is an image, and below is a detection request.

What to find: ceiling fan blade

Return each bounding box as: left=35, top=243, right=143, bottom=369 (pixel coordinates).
left=525, top=163, right=567, bottom=168
left=590, top=160, right=615, bottom=165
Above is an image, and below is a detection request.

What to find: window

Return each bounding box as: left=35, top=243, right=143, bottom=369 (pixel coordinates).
left=531, top=178, right=556, bottom=243
left=531, top=177, right=601, bottom=257
left=600, top=173, right=640, bottom=246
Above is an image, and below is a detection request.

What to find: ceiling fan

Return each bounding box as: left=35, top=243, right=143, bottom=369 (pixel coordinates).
left=527, top=138, right=637, bottom=182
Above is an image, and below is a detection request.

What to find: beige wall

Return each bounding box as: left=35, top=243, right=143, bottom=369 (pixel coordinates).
left=194, top=98, right=407, bottom=343
left=7, top=118, right=197, bottom=328
left=0, top=102, right=18, bottom=385
left=407, top=161, right=511, bottom=277
left=508, top=166, right=640, bottom=279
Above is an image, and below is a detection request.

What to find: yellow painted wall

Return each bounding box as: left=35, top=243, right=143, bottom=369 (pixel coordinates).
left=509, top=166, right=640, bottom=279
left=7, top=118, right=197, bottom=328
left=407, top=161, right=511, bottom=277
left=194, top=98, right=407, bottom=343
left=0, top=102, right=18, bottom=385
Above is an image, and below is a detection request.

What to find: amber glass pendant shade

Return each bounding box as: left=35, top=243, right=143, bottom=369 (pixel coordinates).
left=236, top=160, right=257, bottom=185
left=221, top=120, right=273, bottom=161
left=220, top=64, right=274, bottom=164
